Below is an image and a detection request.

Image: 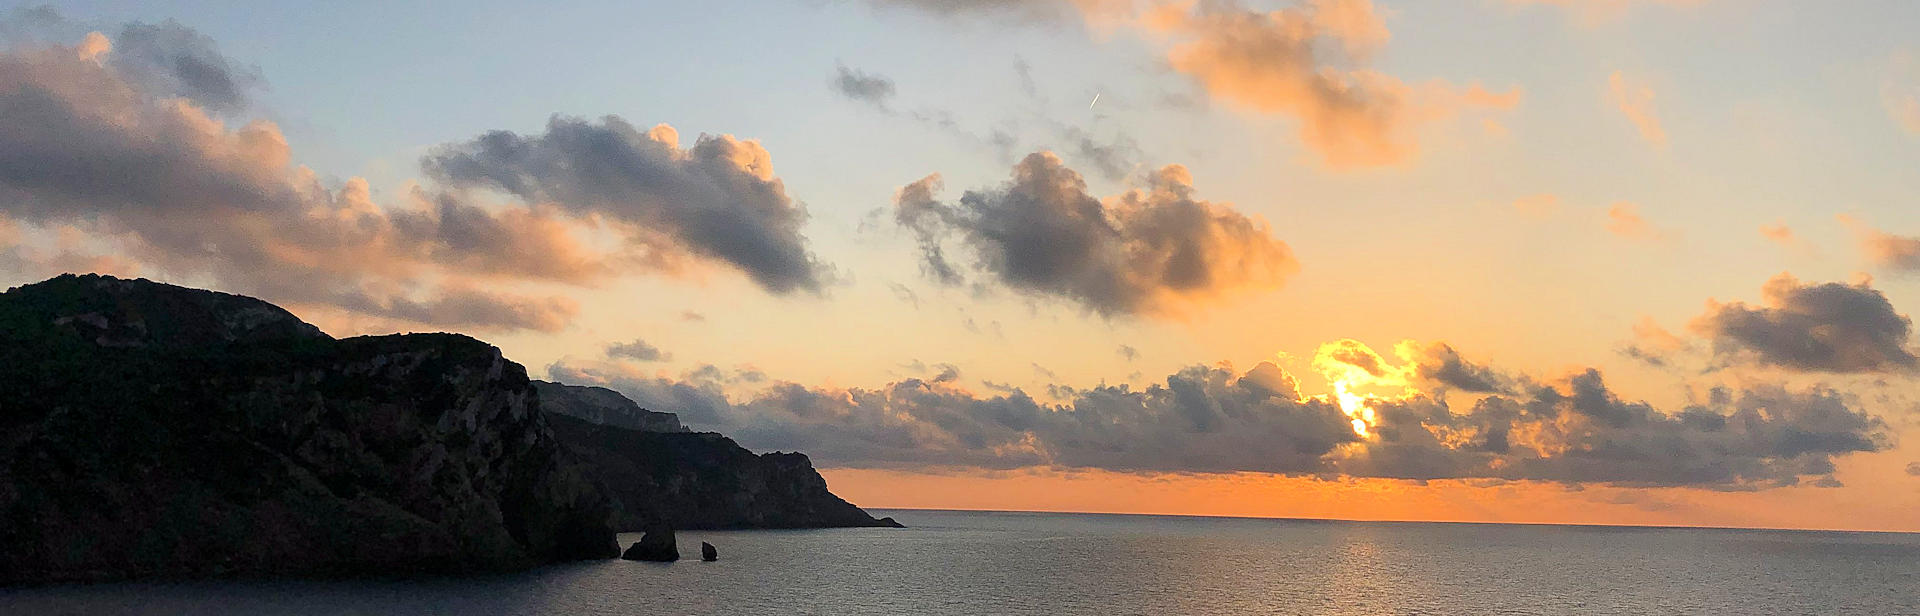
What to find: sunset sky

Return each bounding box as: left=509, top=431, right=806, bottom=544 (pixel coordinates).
left=4, top=0, right=1920, bottom=531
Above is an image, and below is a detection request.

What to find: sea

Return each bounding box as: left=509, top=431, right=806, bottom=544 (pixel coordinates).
left=5, top=509, right=1917, bottom=615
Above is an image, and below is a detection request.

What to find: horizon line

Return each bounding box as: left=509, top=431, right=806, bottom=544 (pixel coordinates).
left=862, top=506, right=1920, bottom=536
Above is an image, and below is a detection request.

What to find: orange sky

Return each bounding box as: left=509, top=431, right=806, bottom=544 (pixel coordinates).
left=824, top=461, right=1920, bottom=533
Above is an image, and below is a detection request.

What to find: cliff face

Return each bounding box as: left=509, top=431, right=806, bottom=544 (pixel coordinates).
left=0, top=275, right=617, bottom=584
left=533, top=381, right=687, bottom=433
left=547, top=413, right=901, bottom=530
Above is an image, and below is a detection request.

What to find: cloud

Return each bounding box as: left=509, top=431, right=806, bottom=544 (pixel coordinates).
left=1605, top=202, right=1665, bottom=239
left=1622, top=315, right=1688, bottom=366
left=861, top=0, right=1517, bottom=169
left=1405, top=342, right=1507, bottom=393
left=1689, top=273, right=1918, bottom=373
left=549, top=338, right=1888, bottom=488
left=826, top=59, right=1142, bottom=181
left=1118, top=344, right=1139, bottom=361
left=1607, top=71, right=1666, bottom=146
left=1759, top=221, right=1793, bottom=245
left=0, top=15, right=828, bottom=331
left=830, top=62, right=895, bottom=109
left=607, top=337, right=672, bottom=362
left=1140, top=0, right=1520, bottom=168
left=553, top=358, right=1359, bottom=473
left=1344, top=372, right=1885, bottom=488
left=1841, top=216, right=1920, bottom=272
left=1908, top=461, right=1920, bottom=477
left=1061, top=125, right=1142, bottom=181
left=421, top=116, right=828, bottom=294
left=894, top=152, right=1297, bottom=317
left=0, top=20, right=598, bottom=331
left=109, top=19, right=261, bottom=115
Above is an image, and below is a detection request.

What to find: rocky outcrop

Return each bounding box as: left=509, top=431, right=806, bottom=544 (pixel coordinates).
left=547, top=413, right=904, bottom=530
left=700, top=542, right=717, bottom=561
left=533, top=381, right=687, bottom=433
left=620, top=525, right=678, bottom=562
left=0, top=275, right=618, bottom=584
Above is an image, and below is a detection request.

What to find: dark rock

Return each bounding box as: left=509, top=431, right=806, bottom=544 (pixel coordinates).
left=876, top=517, right=905, bottom=528
left=0, top=275, right=619, bottom=584
left=701, top=542, right=718, bottom=561
left=621, top=526, right=678, bottom=562
left=533, top=381, right=687, bottom=433
left=546, top=413, right=904, bottom=530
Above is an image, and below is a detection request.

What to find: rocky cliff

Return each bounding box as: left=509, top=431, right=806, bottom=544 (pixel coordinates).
left=533, top=381, right=687, bottom=433
left=546, top=413, right=901, bottom=530
left=0, top=275, right=617, bottom=584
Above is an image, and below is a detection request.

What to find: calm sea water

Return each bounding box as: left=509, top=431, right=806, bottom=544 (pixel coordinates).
left=6, top=509, right=1918, bottom=615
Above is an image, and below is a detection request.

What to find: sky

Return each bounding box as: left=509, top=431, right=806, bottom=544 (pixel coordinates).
left=3, top=0, right=1920, bottom=531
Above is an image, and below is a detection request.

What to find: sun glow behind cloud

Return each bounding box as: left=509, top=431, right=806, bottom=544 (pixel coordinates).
left=1310, top=339, right=1422, bottom=438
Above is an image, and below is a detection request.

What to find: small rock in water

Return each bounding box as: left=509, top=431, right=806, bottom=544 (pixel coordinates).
left=701, top=542, right=718, bottom=561
left=621, top=524, right=679, bottom=562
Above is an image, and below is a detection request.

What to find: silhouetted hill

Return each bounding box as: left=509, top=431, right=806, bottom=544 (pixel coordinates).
left=547, top=413, right=902, bottom=530
left=533, top=381, right=687, bottom=433
left=0, top=275, right=616, bottom=583
left=0, top=274, right=895, bottom=584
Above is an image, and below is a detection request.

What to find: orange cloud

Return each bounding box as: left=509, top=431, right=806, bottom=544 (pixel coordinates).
left=1840, top=215, right=1920, bottom=272
left=1757, top=220, right=1817, bottom=255
left=1142, top=0, right=1519, bottom=168
left=1606, top=202, right=1665, bottom=239
left=1759, top=221, right=1793, bottom=244
left=1607, top=71, right=1667, bottom=146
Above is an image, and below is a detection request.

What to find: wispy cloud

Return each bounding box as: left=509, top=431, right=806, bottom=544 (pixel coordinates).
left=1607, top=70, right=1667, bottom=146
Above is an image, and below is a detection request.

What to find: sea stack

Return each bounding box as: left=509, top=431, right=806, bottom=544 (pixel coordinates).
left=622, top=525, right=679, bottom=562
left=701, top=542, right=718, bottom=561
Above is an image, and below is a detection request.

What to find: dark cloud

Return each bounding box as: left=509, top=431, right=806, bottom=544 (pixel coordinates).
left=1118, top=344, right=1138, bottom=361
left=1013, top=56, right=1040, bottom=100
left=1406, top=342, right=1507, bottom=393
left=422, top=116, right=827, bottom=294
left=1347, top=372, right=1885, bottom=488
left=0, top=10, right=258, bottom=115
left=1907, top=462, right=1920, bottom=477
left=606, top=337, right=672, bottom=362
left=553, top=359, right=1358, bottom=473
left=1060, top=125, right=1140, bottom=181
left=893, top=152, right=1296, bottom=317
left=111, top=19, right=260, bottom=114
left=549, top=351, right=1888, bottom=489
left=829, top=63, right=895, bottom=108
left=1689, top=273, right=1918, bottom=373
